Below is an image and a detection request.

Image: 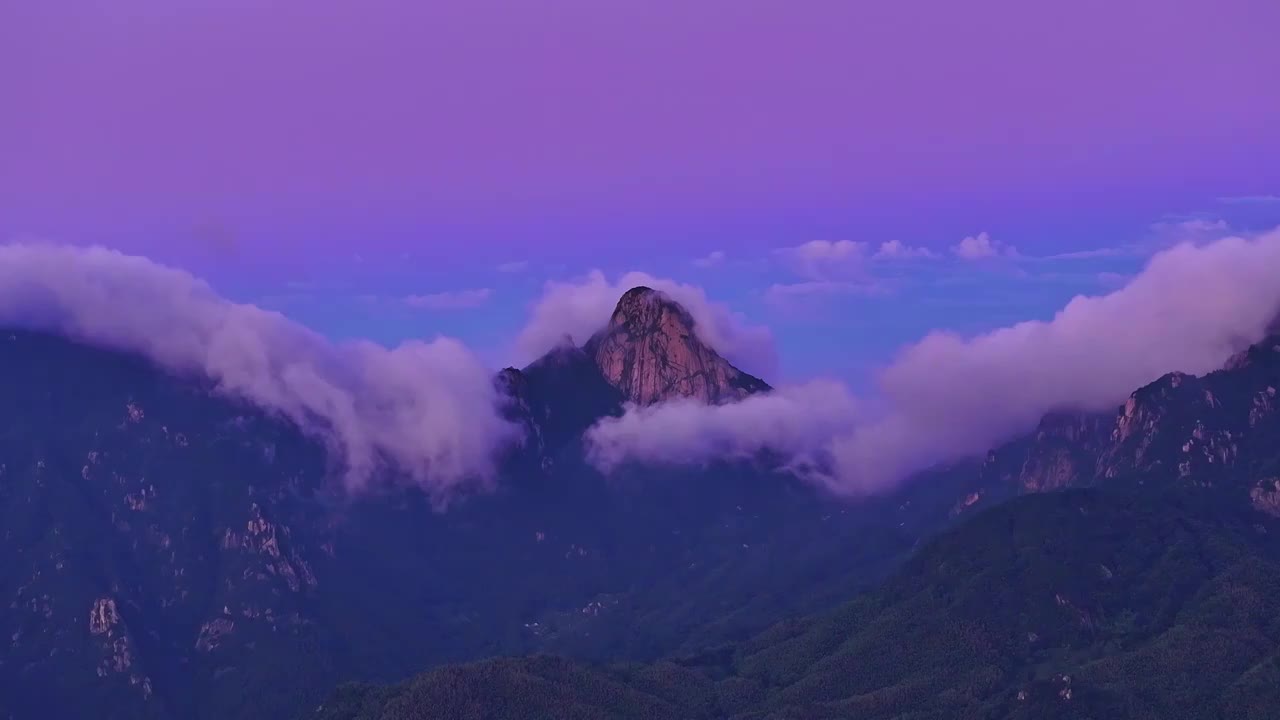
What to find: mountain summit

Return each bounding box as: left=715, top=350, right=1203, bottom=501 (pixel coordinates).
left=497, top=287, right=771, bottom=465
left=584, top=286, right=770, bottom=406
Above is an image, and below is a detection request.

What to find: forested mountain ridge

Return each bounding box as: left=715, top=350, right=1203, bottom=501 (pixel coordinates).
left=312, top=329, right=1280, bottom=719
left=956, top=328, right=1280, bottom=514
left=5, top=291, right=1280, bottom=720
left=317, top=485, right=1280, bottom=720
left=0, top=291, right=918, bottom=720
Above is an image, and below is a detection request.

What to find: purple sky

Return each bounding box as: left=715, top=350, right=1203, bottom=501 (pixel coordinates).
left=3, top=0, right=1280, bottom=382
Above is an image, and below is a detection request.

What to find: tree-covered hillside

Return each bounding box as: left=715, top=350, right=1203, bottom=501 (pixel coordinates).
left=318, top=485, right=1280, bottom=720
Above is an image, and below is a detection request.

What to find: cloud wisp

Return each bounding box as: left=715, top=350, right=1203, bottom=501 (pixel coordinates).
left=0, top=243, right=520, bottom=499
left=766, top=239, right=930, bottom=306
left=950, top=231, right=1018, bottom=260
left=403, top=288, right=493, bottom=310
left=773, top=238, right=938, bottom=277
left=9, top=227, right=1280, bottom=502
left=587, top=380, right=859, bottom=477
left=873, top=240, right=937, bottom=260
left=692, top=250, right=728, bottom=268
left=496, top=261, right=529, bottom=273
left=587, top=228, right=1280, bottom=495
left=1217, top=195, right=1280, bottom=206
left=515, top=269, right=779, bottom=378
left=775, top=240, right=868, bottom=280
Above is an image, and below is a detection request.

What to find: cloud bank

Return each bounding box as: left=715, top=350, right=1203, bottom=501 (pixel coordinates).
left=515, top=270, right=779, bottom=378
left=0, top=243, right=519, bottom=498
left=588, top=228, right=1280, bottom=494
left=10, top=227, right=1280, bottom=501
left=587, top=380, right=859, bottom=477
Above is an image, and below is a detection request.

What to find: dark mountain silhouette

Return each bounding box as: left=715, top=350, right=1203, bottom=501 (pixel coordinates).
left=318, top=485, right=1280, bottom=720
left=0, top=291, right=901, bottom=720
left=314, top=329, right=1280, bottom=720
left=4, top=292, right=1280, bottom=720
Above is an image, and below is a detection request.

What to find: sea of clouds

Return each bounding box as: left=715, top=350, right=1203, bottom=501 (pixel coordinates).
left=3, top=228, right=1279, bottom=499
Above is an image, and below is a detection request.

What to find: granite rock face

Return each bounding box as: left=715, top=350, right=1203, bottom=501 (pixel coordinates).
left=584, top=287, right=770, bottom=406
left=952, top=329, right=1280, bottom=518
left=496, top=287, right=770, bottom=463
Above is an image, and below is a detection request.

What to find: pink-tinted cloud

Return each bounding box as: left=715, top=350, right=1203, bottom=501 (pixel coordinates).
left=1042, top=247, right=1128, bottom=260
left=770, top=239, right=934, bottom=294
left=692, top=250, right=727, bottom=268
left=587, top=380, right=858, bottom=475
left=515, top=270, right=778, bottom=378
left=764, top=239, right=930, bottom=307
left=775, top=240, right=867, bottom=280
left=873, top=240, right=937, bottom=260
left=403, top=288, right=493, bottom=310
left=0, top=243, right=519, bottom=499
left=1218, top=195, right=1280, bottom=206
left=763, top=280, right=886, bottom=308
left=951, top=231, right=1018, bottom=260
left=1148, top=217, right=1232, bottom=242
left=587, top=228, right=1280, bottom=494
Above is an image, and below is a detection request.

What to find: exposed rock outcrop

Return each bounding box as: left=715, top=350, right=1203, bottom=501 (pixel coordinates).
left=585, top=287, right=770, bottom=406
left=494, top=287, right=773, bottom=465
left=967, top=331, right=1280, bottom=504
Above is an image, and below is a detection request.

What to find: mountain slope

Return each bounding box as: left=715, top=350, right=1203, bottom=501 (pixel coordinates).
left=0, top=295, right=907, bottom=720
left=0, top=330, right=333, bottom=720
left=317, top=484, right=1280, bottom=720
left=8, top=292, right=1279, bottom=720
left=947, top=330, right=1280, bottom=520
left=309, top=327, right=1280, bottom=720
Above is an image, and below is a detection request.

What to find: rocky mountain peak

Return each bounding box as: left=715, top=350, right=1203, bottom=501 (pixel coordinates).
left=586, top=287, right=770, bottom=406
left=606, top=286, right=694, bottom=333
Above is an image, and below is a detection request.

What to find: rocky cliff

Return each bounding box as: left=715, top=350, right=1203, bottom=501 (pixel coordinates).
left=0, top=325, right=893, bottom=720
left=497, top=287, right=772, bottom=461
left=584, top=286, right=770, bottom=406
left=954, top=330, right=1280, bottom=516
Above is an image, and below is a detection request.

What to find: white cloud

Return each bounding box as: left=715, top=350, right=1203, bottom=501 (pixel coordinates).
left=773, top=239, right=936, bottom=284
left=692, top=250, right=727, bottom=268
left=1041, top=247, right=1127, bottom=260
left=585, top=227, right=1280, bottom=496
left=950, top=231, right=1019, bottom=260
left=1036, top=219, right=1231, bottom=263
left=587, top=381, right=859, bottom=476
left=775, top=240, right=868, bottom=280
left=764, top=280, right=885, bottom=307
left=0, top=243, right=519, bottom=499
left=404, top=288, right=493, bottom=310
left=1217, top=195, right=1280, bottom=205
left=873, top=240, right=937, bottom=260
left=764, top=240, right=932, bottom=307
left=1149, top=217, right=1231, bottom=240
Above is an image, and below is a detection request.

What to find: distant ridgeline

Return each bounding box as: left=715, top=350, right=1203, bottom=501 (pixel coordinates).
left=3, top=296, right=1280, bottom=720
